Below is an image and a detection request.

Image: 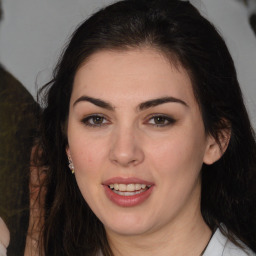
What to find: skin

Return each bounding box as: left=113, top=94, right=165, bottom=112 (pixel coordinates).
left=0, top=217, right=10, bottom=250
left=66, top=48, right=223, bottom=256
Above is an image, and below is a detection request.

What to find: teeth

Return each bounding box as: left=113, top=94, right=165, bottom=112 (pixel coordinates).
left=135, top=184, right=141, bottom=190
left=108, top=183, right=151, bottom=192
left=119, top=184, right=127, bottom=192
left=127, top=184, right=135, bottom=191
left=114, top=190, right=146, bottom=196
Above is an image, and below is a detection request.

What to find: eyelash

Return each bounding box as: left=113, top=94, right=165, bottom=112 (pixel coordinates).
left=145, top=114, right=176, bottom=127
left=81, top=114, right=176, bottom=128
left=81, top=114, right=109, bottom=127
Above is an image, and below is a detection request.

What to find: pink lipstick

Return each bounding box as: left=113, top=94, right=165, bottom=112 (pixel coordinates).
left=102, top=177, right=154, bottom=207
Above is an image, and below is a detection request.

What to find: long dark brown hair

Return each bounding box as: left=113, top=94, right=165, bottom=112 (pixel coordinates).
left=33, top=0, right=256, bottom=255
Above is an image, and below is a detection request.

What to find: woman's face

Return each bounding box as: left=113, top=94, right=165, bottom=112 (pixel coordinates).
left=66, top=48, right=215, bottom=237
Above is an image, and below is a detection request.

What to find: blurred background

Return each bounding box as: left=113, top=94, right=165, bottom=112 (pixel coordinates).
left=0, top=0, right=255, bottom=255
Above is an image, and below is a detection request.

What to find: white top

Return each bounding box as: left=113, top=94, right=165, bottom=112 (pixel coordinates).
left=203, top=228, right=255, bottom=256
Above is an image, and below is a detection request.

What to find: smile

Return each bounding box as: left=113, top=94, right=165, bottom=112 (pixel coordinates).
left=108, top=183, right=152, bottom=196
left=103, top=182, right=154, bottom=207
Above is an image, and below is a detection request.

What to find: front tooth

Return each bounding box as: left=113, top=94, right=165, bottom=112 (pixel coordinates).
left=127, top=184, right=135, bottom=191
left=111, top=183, right=149, bottom=192
left=135, top=184, right=142, bottom=190
left=119, top=184, right=127, bottom=192
left=114, top=184, right=119, bottom=191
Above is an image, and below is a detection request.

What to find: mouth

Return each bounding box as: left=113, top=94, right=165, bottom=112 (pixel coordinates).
left=103, top=178, right=154, bottom=207
left=108, top=183, right=152, bottom=196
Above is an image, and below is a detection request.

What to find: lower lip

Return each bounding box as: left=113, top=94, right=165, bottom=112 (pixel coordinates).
left=103, top=185, right=154, bottom=207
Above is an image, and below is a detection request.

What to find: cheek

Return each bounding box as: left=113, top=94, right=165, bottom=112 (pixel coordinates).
left=67, top=128, right=113, bottom=192
left=148, top=129, right=206, bottom=178
left=69, top=138, right=107, bottom=203
left=71, top=139, right=106, bottom=173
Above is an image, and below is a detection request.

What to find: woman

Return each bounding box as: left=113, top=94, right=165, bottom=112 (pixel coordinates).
left=26, top=0, right=256, bottom=255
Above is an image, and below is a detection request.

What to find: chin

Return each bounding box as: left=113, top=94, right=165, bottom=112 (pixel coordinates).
left=106, top=223, right=151, bottom=237
left=101, top=211, right=156, bottom=236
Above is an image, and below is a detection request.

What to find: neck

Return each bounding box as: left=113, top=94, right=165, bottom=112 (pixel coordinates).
left=106, top=187, right=212, bottom=256
left=107, top=216, right=211, bottom=256
left=106, top=180, right=212, bottom=256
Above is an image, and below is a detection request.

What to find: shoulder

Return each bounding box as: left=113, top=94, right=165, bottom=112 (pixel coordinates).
left=0, top=243, right=7, bottom=256
left=203, top=228, right=256, bottom=256
left=0, top=217, right=9, bottom=256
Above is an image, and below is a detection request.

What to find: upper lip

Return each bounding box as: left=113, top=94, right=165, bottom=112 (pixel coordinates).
left=103, top=177, right=154, bottom=186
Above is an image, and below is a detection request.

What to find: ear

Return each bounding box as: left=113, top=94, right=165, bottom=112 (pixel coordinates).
left=203, top=128, right=231, bottom=165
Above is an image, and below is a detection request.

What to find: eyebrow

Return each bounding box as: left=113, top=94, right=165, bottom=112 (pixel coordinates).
left=138, top=96, right=188, bottom=111
left=73, top=96, right=114, bottom=110
left=73, top=95, right=188, bottom=111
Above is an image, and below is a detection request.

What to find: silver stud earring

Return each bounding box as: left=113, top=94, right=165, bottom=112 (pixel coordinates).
left=68, top=156, right=75, bottom=174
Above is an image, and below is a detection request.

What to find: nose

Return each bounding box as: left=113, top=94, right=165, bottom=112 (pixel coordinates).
left=109, top=126, right=144, bottom=167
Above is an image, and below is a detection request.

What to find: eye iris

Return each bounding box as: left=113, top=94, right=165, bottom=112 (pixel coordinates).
left=93, top=116, right=103, bottom=124
left=154, top=116, right=166, bottom=124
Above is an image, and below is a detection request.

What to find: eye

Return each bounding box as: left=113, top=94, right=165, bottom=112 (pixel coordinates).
left=147, top=115, right=176, bottom=127
left=81, top=115, right=109, bottom=127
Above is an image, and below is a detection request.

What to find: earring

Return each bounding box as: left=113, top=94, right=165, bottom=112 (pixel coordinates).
left=68, top=156, right=75, bottom=174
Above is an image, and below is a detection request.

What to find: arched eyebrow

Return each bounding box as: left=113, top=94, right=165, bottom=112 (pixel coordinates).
left=73, top=95, right=188, bottom=111
left=73, top=96, right=115, bottom=110
left=138, top=96, right=188, bottom=111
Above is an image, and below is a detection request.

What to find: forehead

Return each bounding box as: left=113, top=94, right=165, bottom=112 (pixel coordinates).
left=71, top=48, right=196, bottom=107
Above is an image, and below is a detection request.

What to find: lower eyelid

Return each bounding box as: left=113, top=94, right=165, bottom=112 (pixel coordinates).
left=146, top=115, right=176, bottom=124
left=81, top=114, right=175, bottom=127
left=81, top=115, right=107, bottom=125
